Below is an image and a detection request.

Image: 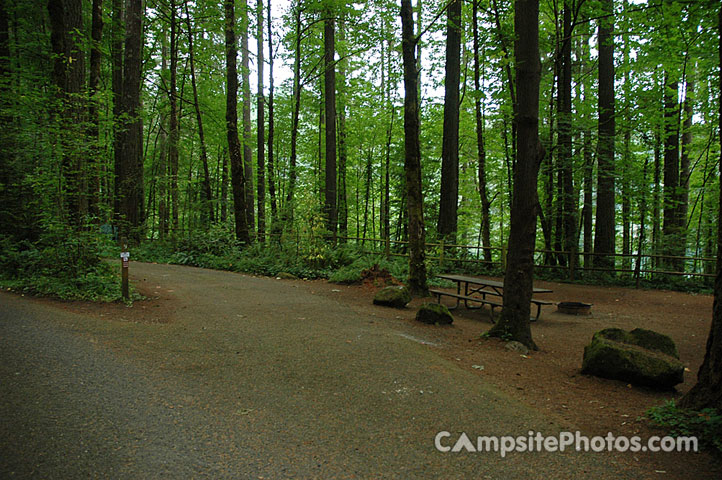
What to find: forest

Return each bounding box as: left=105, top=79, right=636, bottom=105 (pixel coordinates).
left=0, top=0, right=720, bottom=299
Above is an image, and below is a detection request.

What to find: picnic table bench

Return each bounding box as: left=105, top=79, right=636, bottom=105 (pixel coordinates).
left=430, top=274, right=553, bottom=322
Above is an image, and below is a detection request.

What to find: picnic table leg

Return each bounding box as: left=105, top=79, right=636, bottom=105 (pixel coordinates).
left=436, top=291, right=460, bottom=311
left=531, top=303, right=542, bottom=322
left=463, top=282, right=480, bottom=309
left=454, top=282, right=462, bottom=309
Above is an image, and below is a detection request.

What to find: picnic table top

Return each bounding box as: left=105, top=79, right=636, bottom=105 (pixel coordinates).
left=437, top=274, right=553, bottom=294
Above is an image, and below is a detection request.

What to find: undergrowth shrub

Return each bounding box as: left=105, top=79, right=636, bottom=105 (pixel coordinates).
left=0, top=224, right=123, bottom=302
left=647, top=401, right=722, bottom=453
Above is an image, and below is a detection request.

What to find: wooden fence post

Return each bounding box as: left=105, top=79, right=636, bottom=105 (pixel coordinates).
left=439, top=239, right=445, bottom=270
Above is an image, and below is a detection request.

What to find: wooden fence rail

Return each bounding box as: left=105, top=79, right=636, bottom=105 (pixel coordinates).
left=252, top=231, right=714, bottom=282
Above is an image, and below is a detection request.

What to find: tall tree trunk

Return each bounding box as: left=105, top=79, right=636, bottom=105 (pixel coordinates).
left=582, top=129, right=593, bottom=267
left=169, top=0, right=179, bottom=235
left=679, top=73, right=694, bottom=240
left=111, top=0, right=123, bottom=225
left=559, top=0, right=576, bottom=270
left=337, top=17, right=349, bottom=240
left=324, top=10, right=337, bottom=241
left=266, top=0, right=278, bottom=234
left=317, top=78, right=325, bottom=204
left=117, top=0, right=144, bottom=243
left=241, top=0, right=254, bottom=234
left=652, top=124, right=662, bottom=267
left=88, top=0, right=103, bottom=218
left=221, top=147, right=228, bottom=223
left=488, top=0, right=543, bottom=351
left=362, top=148, right=372, bottom=242
left=158, top=22, right=169, bottom=239
left=662, top=72, right=681, bottom=269
left=678, top=5, right=722, bottom=411
left=401, top=0, right=427, bottom=295
left=593, top=0, right=616, bottom=270
left=490, top=0, right=516, bottom=168
left=622, top=36, right=632, bottom=270
left=47, top=0, right=86, bottom=222
left=256, top=0, right=265, bottom=241
left=184, top=0, right=213, bottom=226
left=473, top=0, right=492, bottom=262
left=224, top=0, right=250, bottom=244
left=437, top=0, right=461, bottom=242
left=284, top=2, right=302, bottom=229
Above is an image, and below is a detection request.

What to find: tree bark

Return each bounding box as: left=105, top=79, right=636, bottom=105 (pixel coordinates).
left=401, top=0, right=428, bottom=295
left=662, top=72, right=682, bottom=268
left=324, top=10, right=337, bottom=241
left=256, top=0, right=265, bottom=241
left=169, top=0, right=179, bottom=235
left=221, top=147, right=228, bottom=223
left=88, top=0, right=103, bottom=218
left=679, top=73, right=694, bottom=238
left=47, top=0, right=86, bottom=222
left=224, top=0, right=250, bottom=244
left=559, top=0, right=577, bottom=269
left=593, top=0, right=616, bottom=271
left=582, top=129, right=593, bottom=267
left=111, top=0, right=123, bottom=224
left=158, top=22, right=169, bottom=240
left=652, top=124, right=662, bottom=267
left=337, top=17, right=349, bottom=240
left=241, top=0, right=254, bottom=234
left=487, top=0, right=543, bottom=351
left=437, top=0, right=461, bottom=242
left=284, top=2, right=302, bottom=230
left=473, top=0, right=492, bottom=263
left=117, top=0, right=144, bottom=243
left=266, top=0, right=278, bottom=235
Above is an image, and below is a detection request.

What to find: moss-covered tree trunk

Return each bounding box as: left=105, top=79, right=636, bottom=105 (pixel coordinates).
left=437, top=0, right=461, bottom=242
left=224, top=0, right=250, bottom=244
left=400, top=0, right=427, bottom=296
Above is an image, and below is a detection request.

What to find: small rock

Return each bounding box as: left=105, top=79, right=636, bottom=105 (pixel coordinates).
left=276, top=272, right=298, bottom=280
left=373, top=285, right=412, bottom=308
left=415, top=303, right=454, bottom=325
left=505, top=341, right=530, bottom=355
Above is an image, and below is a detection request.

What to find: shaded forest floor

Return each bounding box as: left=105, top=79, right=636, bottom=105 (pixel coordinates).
left=51, top=265, right=721, bottom=477
left=312, top=274, right=721, bottom=477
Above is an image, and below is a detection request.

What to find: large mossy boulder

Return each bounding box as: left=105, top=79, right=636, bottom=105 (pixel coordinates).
left=373, top=285, right=412, bottom=308
left=581, top=328, right=684, bottom=390
left=416, top=303, right=454, bottom=325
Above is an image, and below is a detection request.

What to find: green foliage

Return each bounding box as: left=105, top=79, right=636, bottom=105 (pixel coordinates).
left=328, top=254, right=408, bottom=284
left=647, top=401, right=722, bottom=453
left=0, top=226, right=124, bottom=302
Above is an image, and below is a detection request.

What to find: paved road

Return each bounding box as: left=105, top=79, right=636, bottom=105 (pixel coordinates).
left=1, top=263, right=642, bottom=478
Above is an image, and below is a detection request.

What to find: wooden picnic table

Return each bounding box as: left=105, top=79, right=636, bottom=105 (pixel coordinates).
left=437, top=274, right=552, bottom=297
left=431, top=274, right=553, bottom=321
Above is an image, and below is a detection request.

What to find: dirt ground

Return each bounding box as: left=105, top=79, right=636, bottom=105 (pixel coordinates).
left=52, top=267, right=721, bottom=477
left=309, top=274, right=721, bottom=477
